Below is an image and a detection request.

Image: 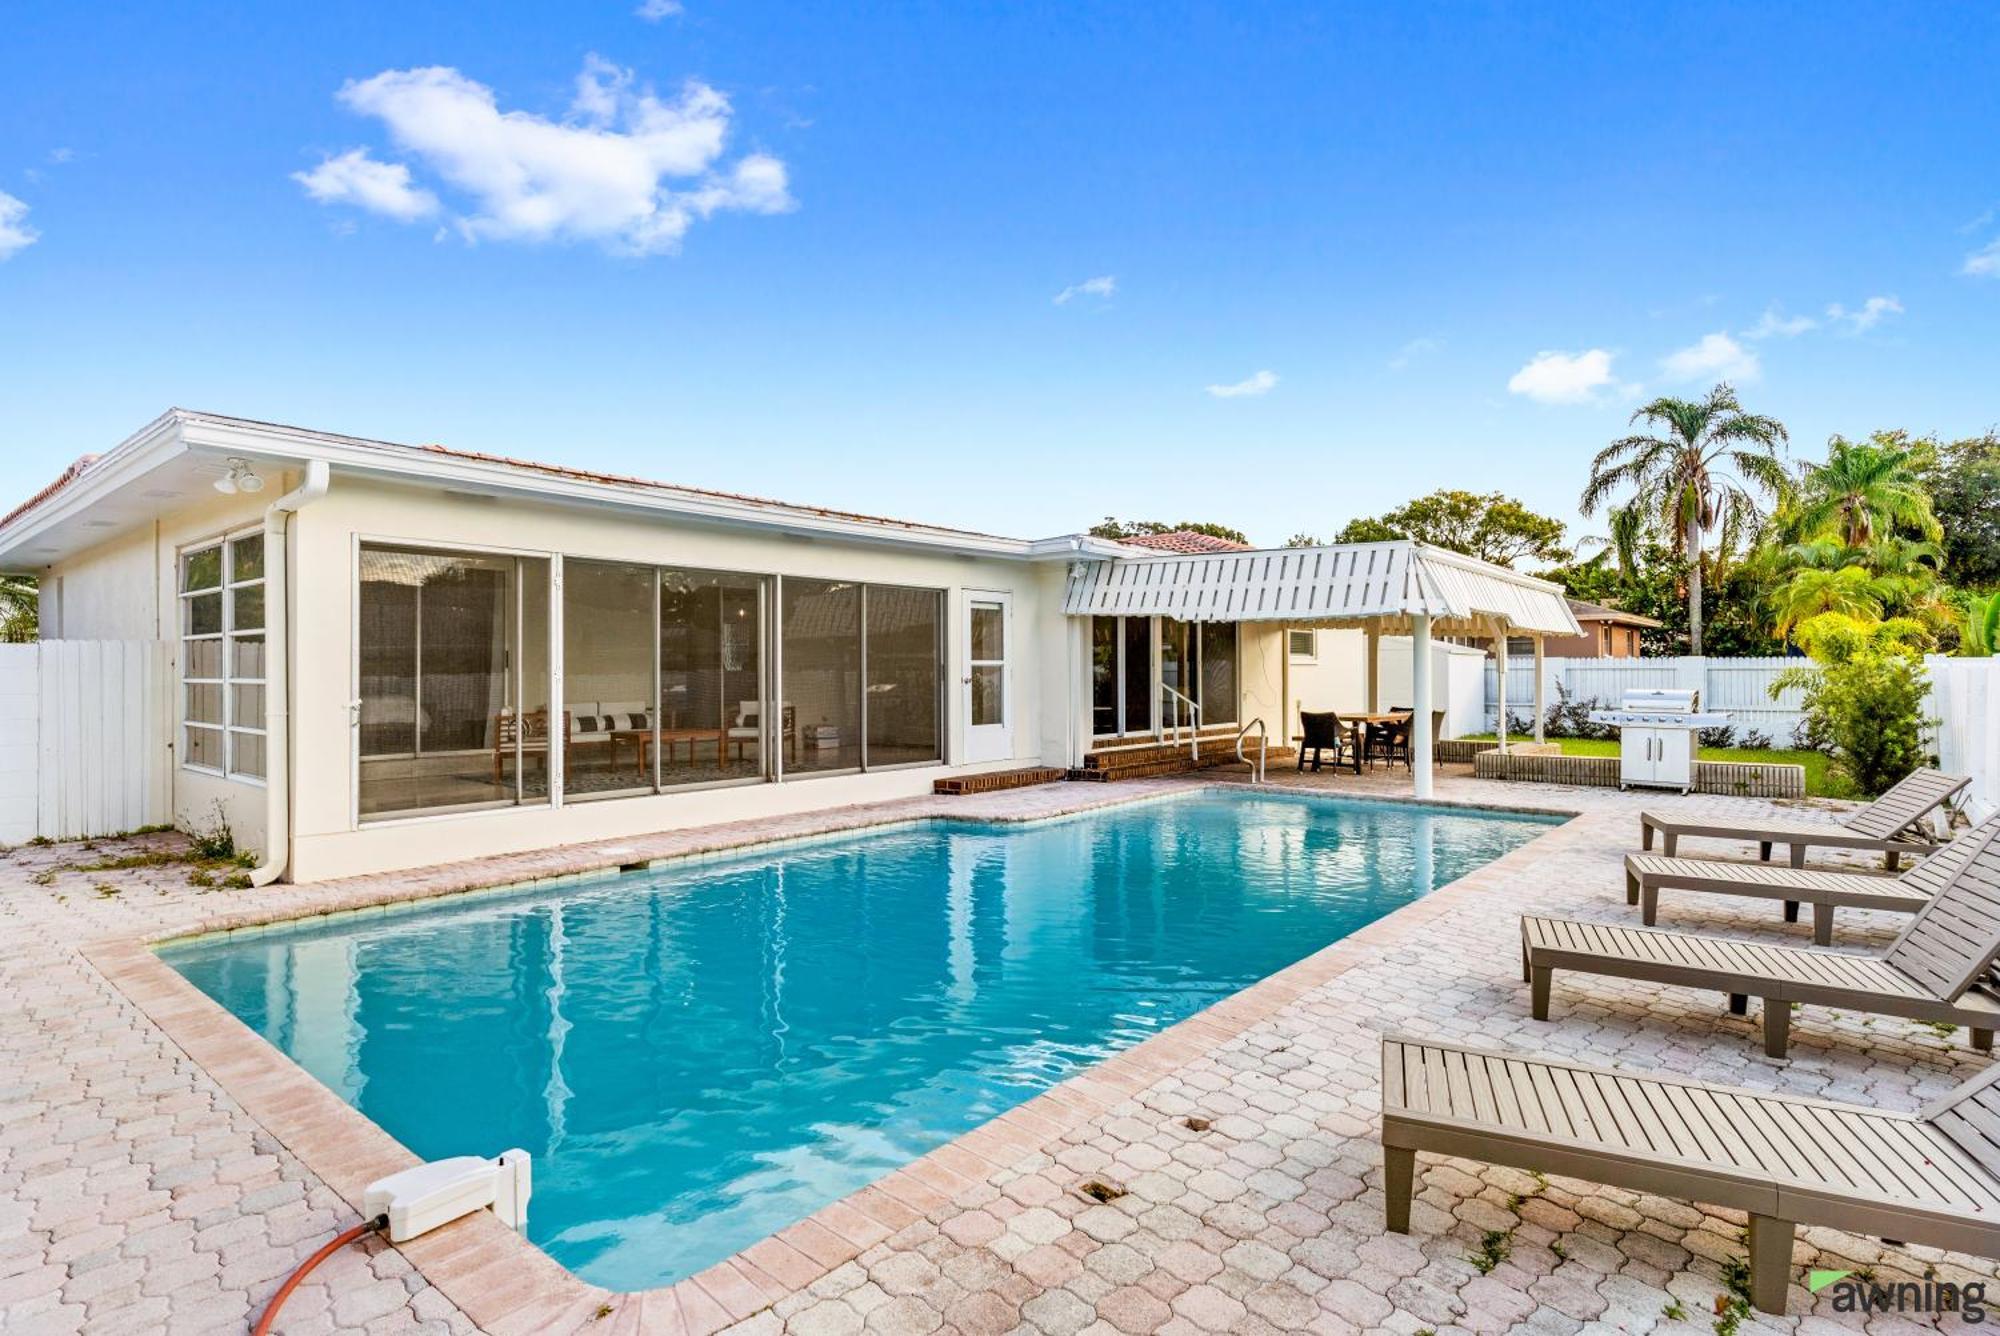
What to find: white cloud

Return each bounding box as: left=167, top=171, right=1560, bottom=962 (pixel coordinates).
left=1824, top=295, right=1902, bottom=333
left=635, top=0, right=682, bottom=17
left=0, top=191, right=38, bottom=260
left=1742, top=305, right=1815, bottom=339
left=1660, top=331, right=1759, bottom=384
left=292, top=149, right=440, bottom=221
left=1388, top=336, right=1441, bottom=370
left=1506, top=349, right=1615, bottom=404
left=303, top=56, right=793, bottom=255
left=1967, top=239, right=2000, bottom=278
left=1206, top=369, right=1278, bottom=398
left=48, top=147, right=75, bottom=164
left=1053, top=274, right=1115, bottom=305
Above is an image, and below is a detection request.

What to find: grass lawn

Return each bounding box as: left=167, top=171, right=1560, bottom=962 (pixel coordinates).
left=1464, top=734, right=1851, bottom=799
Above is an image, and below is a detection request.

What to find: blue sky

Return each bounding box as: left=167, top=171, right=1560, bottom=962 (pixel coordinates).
left=4, top=2, right=1997, bottom=550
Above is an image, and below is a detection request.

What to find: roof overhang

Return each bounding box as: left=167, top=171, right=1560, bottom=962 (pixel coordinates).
left=0, top=410, right=1132, bottom=570
left=1061, top=540, right=1583, bottom=637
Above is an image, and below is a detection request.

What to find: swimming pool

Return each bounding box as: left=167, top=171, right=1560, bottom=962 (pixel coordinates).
left=162, top=791, right=1558, bottom=1291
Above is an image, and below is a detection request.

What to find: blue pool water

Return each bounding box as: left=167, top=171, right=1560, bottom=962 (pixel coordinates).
left=162, top=792, right=1556, bottom=1290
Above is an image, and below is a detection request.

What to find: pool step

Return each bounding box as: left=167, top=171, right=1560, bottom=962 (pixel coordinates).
left=932, top=766, right=1070, bottom=796
left=1070, top=736, right=1296, bottom=782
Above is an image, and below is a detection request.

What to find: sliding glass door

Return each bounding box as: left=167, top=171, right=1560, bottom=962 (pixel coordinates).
left=358, top=545, right=551, bottom=819
left=781, top=579, right=943, bottom=775
left=660, top=569, right=766, bottom=786
left=1091, top=616, right=1235, bottom=736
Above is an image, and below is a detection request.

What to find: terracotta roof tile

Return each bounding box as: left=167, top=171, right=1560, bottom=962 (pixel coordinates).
left=1117, top=530, right=1252, bottom=554
left=1, top=454, right=99, bottom=533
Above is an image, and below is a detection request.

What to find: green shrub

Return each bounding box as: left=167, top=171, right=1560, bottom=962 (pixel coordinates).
left=1774, top=615, right=1931, bottom=797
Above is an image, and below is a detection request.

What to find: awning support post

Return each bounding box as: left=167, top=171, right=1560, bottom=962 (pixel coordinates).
left=1494, top=625, right=1510, bottom=755
left=1365, top=623, right=1380, bottom=714
left=1412, top=613, right=1433, bottom=799
left=1532, top=635, right=1547, bottom=745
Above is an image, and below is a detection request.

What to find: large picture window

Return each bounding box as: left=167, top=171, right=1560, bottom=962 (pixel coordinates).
left=179, top=533, right=266, bottom=779
left=357, top=545, right=551, bottom=819
left=782, top=580, right=942, bottom=775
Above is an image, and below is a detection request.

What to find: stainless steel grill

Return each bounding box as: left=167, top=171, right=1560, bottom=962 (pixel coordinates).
left=1588, top=688, right=1731, bottom=794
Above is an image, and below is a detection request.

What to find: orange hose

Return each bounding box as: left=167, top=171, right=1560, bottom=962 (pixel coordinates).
left=252, top=1215, right=386, bottom=1336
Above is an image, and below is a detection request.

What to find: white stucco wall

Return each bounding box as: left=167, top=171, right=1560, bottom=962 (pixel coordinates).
left=283, top=477, right=1075, bottom=881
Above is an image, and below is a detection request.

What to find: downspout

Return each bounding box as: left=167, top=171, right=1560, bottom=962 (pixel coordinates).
left=250, top=460, right=331, bottom=887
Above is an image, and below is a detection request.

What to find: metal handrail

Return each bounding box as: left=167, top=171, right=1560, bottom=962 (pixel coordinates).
left=1160, top=683, right=1201, bottom=758
left=1234, top=717, right=1267, bottom=783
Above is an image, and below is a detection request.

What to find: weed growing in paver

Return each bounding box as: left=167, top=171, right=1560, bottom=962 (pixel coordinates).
left=1922, top=1020, right=1957, bottom=1038
left=93, top=882, right=119, bottom=898
left=1662, top=1297, right=1688, bottom=1320
left=1469, top=1229, right=1511, bottom=1274
left=594, top=1303, right=613, bottom=1320
left=31, top=868, right=55, bottom=885
left=1713, top=1257, right=1753, bottom=1336
left=1550, top=1240, right=1568, bottom=1261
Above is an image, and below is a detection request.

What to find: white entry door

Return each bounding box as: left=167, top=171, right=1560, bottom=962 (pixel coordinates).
left=963, top=592, right=1013, bottom=763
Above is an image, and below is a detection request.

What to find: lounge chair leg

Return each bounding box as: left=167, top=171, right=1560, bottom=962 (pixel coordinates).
left=1640, top=882, right=1659, bottom=926
left=1384, top=1145, right=1415, bottom=1233
left=1763, top=1002, right=1790, bottom=1059
left=1812, top=903, right=1834, bottom=947
left=1662, top=832, right=1678, bottom=857
left=1521, top=946, right=1531, bottom=983
left=1788, top=844, right=1807, bottom=870
left=1641, top=819, right=1655, bottom=852
left=1530, top=966, right=1552, bottom=1020
left=1728, top=993, right=1748, bottom=1015
left=1782, top=899, right=1800, bottom=923
left=1626, top=868, right=1639, bottom=906
left=1973, top=1028, right=1994, bottom=1052
left=1885, top=851, right=1902, bottom=873
left=1746, top=1214, right=1795, bottom=1314
left=1759, top=840, right=1773, bottom=862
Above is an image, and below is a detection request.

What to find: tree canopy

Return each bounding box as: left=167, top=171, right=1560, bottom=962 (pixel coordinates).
left=1329, top=489, right=1571, bottom=567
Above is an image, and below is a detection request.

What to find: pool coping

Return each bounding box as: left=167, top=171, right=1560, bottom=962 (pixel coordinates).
left=81, top=780, right=1590, bottom=1335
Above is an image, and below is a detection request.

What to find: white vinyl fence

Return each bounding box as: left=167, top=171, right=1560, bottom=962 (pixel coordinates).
left=0, top=640, right=173, bottom=844
left=1929, top=658, right=2000, bottom=821
left=1486, top=656, right=1809, bottom=743
left=1485, top=653, right=2000, bottom=815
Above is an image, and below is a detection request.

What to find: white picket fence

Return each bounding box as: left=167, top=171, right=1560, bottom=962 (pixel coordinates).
left=0, top=641, right=174, bottom=844
left=1485, top=653, right=2000, bottom=816
left=1485, top=656, right=1809, bottom=742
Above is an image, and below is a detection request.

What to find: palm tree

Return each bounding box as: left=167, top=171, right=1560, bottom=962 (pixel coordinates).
left=1580, top=383, right=1791, bottom=654
left=1793, top=432, right=1940, bottom=547
left=1770, top=565, right=1886, bottom=637
left=0, top=574, right=36, bottom=643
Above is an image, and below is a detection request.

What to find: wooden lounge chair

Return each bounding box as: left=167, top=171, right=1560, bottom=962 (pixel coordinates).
left=1639, top=769, right=1969, bottom=871
left=1381, top=1034, right=2000, bottom=1314
left=1626, top=815, right=2000, bottom=945
left=1523, top=821, right=2000, bottom=1057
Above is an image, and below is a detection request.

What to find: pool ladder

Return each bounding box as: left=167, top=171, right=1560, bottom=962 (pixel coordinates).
left=1234, top=717, right=1268, bottom=783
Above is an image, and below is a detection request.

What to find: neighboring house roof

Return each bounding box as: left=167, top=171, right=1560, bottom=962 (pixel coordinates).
left=0, top=409, right=1136, bottom=569
left=1565, top=597, right=1663, bottom=629
left=1116, top=530, right=1253, bottom=555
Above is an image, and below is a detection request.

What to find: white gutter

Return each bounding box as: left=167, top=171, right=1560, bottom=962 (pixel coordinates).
left=249, top=460, right=330, bottom=887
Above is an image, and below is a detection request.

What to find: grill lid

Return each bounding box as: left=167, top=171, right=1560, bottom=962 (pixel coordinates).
left=1587, top=686, right=1731, bottom=729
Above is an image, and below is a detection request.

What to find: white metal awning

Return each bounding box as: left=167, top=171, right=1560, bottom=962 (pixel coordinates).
left=1061, top=540, right=1581, bottom=637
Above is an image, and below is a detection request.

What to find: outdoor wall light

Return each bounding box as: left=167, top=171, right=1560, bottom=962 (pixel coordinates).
left=213, top=458, right=266, bottom=495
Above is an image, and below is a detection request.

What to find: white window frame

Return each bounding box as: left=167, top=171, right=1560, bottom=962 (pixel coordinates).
left=1287, top=628, right=1317, bottom=661
left=178, top=529, right=267, bottom=783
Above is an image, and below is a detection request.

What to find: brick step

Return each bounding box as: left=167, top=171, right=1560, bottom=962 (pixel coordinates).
left=1075, top=739, right=1297, bottom=782
left=932, top=766, right=1069, bottom=796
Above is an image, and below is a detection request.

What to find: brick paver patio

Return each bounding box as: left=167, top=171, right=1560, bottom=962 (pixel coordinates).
left=4, top=765, right=1997, bottom=1334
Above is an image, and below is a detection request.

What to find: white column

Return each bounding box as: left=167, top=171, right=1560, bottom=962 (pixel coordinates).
left=1365, top=623, right=1381, bottom=713
left=1533, top=635, right=1547, bottom=744
left=1494, top=626, right=1510, bottom=755
left=1411, top=613, right=1433, bottom=798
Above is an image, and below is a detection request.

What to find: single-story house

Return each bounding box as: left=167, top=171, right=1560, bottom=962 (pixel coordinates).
left=0, top=410, right=1578, bottom=882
